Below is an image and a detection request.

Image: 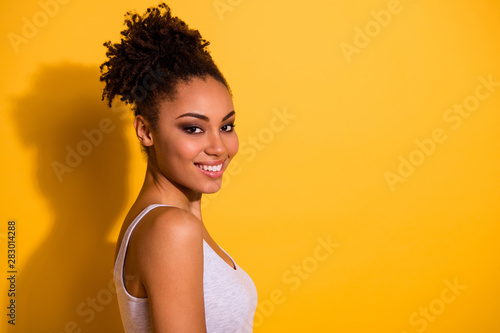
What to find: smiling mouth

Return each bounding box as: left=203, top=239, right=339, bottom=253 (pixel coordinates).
left=194, top=163, right=223, bottom=172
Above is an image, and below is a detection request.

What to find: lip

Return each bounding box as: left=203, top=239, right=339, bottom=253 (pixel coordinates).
left=194, top=159, right=226, bottom=179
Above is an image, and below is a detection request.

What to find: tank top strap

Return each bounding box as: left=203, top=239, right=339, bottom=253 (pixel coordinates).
left=114, top=204, right=171, bottom=298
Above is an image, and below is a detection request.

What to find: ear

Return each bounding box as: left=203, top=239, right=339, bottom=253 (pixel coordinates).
left=133, top=115, right=154, bottom=147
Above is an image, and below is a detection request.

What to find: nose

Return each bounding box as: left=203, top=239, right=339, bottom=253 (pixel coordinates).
left=204, top=131, right=226, bottom=156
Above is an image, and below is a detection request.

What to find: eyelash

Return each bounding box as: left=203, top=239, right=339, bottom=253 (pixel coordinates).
left=183, top=123, right=235, bottom=134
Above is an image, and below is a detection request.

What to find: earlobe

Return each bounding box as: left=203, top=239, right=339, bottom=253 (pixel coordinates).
left=134, top=115, right=154, bottom=147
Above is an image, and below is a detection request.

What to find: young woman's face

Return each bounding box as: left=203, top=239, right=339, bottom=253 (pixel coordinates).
left=151, top=76, right=238, bottom=194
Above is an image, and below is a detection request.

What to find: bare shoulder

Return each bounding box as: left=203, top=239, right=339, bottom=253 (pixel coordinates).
left=131, top=206, right=204, bottom=255
left=137, top=206, right=202, bottom=234
left=127, top=206, right=205, bottom=283
left=127, top=206, right=207, bottom=331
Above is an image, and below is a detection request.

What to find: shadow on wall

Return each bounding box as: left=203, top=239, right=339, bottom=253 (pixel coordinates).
left=10, top=63, right=128, bottom=333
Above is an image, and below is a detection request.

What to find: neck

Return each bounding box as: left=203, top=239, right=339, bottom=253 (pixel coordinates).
left=138, top=160, right=203, bottom=220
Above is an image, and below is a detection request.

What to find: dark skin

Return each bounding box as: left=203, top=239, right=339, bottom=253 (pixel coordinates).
left=114, top=76, right=239, bottom=332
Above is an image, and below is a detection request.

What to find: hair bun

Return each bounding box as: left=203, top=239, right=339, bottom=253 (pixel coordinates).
left=100, top=2, right=225, bottom=111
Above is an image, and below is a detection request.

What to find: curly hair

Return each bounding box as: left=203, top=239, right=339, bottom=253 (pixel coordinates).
left=100, top=3, right=230, bottom=132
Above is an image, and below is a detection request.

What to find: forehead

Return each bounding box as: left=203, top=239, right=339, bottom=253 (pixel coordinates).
left=158, top=76, right=234, bottom=121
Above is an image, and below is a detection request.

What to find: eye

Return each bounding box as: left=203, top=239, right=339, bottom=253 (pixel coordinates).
left=184, top=126, right=203, bottom=134
left=221, top=123, right=235, bottom=132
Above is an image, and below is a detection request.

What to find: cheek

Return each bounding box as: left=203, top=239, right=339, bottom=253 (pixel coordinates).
left=171, top=140, right=201, bottom=161
left=227, top=134, right=239, bottom=157
left=158, top=133, right=200, bottom=163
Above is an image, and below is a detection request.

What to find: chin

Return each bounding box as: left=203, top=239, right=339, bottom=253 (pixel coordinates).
left=200, top=181, right=223, bottom=194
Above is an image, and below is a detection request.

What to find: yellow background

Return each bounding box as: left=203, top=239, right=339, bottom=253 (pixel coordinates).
left=1, top=0, right=500, bottom=332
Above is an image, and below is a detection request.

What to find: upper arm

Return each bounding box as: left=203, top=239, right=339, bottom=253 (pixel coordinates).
left=134, top=208, right=207, bottom=333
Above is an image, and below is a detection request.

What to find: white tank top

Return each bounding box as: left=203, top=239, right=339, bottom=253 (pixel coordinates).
left=113, top=204, right=258, bottom=333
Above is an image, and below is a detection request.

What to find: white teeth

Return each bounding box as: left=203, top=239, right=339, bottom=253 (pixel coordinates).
left=196, top=163, right=222, bottom=172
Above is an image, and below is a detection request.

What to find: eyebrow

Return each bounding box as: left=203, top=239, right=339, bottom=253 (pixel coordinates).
left=176, top=110, right=235, bottom=122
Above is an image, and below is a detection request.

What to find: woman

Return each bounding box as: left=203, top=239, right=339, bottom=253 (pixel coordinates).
left=100, top=3, right=258, bottom=332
